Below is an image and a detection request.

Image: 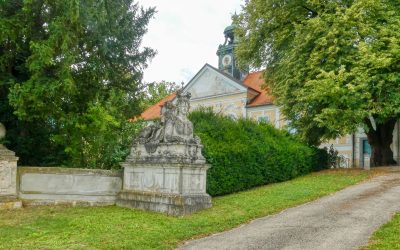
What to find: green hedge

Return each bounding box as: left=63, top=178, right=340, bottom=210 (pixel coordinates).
left=189, top=109, right=328, bottom=196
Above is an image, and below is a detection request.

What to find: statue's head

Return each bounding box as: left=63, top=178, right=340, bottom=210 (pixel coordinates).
left=161, top=101, right=175, bottom=120
left=177, top=101, right=190, bottom=115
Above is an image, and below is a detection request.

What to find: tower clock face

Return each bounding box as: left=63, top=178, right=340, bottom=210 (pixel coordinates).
left=222, top=54, right=232, bottom=67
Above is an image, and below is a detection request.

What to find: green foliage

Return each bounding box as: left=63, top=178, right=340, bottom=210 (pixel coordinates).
left=236, top=0, right=400, bottom=146
left=139, top=81, right=178, bottom=110
left=52, top=100, right=144, bottom=169
left=189, top=109, right=328, bottom=196
left=311, top=146, right=329, bottom=171
left=0, top=170, right=369, bottom=249
left=363, top=212, right=400, bottom=250
left=0, top=87, right=68, bottom=166
left=0, top=0, right=155, bottom=167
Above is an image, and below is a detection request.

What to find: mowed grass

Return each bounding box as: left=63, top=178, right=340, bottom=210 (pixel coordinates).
left=0, top=169, right=373, bottom=249
left=363, top=212, right=400, bottom=250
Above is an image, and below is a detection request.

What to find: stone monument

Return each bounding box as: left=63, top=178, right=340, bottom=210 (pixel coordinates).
left=0, top=123, right=21, bottom=209
left=117, top=90, right=212, bottom=215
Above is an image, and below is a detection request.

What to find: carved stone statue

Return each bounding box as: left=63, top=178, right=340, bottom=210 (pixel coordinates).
left=128, top=89, right=204, bottom=164
left=135, top=90, right=201, bottom=145
left=118, top=89, right=211, bottom=215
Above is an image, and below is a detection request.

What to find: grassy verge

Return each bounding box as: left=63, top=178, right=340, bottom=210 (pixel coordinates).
left=0, top=169, right=373, bottom=249
left=362, top=212, right=400, bottom=250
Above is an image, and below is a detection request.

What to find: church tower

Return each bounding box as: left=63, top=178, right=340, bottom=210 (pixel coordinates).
left=216, top=23, right=248, bottom=80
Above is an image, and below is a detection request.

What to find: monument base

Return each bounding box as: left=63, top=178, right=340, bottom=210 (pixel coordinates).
left=116, top=191, right=212, bottom=216
left=0, top=196, right=22, bottom=210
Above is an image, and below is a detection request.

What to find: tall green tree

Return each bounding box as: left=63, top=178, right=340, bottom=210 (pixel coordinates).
left=236, top=0, right=400, bottom=166
left=139, top=80, right=178, bottom=110
left=0, top=0, right=155, bottom=167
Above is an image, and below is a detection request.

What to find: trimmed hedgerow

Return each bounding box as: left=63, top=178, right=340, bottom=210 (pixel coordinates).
left=189, top=109, right=328, bottom=196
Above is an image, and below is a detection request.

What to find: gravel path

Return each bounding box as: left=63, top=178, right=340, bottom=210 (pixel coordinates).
left=179, top=170, right=400, bottom=250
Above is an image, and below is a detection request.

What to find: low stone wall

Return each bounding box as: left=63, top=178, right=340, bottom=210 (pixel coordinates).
left=18, top=167, right=122, bottom=206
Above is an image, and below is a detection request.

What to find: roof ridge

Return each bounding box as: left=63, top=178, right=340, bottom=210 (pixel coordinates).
left=204, top=63, right=249, bottom=89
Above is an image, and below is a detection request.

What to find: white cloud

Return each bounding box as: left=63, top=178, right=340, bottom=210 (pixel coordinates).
left=139, top=0, right=243, bottom=84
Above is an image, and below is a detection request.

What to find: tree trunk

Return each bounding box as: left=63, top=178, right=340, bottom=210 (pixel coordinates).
left=366, top=118, right=397, bottom=167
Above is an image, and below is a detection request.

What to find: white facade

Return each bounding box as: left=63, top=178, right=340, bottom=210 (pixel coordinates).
left=181, top=64, right=282, bottom=125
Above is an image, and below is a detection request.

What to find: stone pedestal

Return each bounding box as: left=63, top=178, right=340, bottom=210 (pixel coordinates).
left=0, top=145, right=22, bottom=210
left=117, top=144, right=212, bottom=216
left=117, top=166, right=211, bottom=215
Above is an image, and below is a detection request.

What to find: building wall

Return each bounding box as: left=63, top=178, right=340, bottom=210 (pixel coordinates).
left=246, top=105, right=285, bottom=128
left=190, top=92, right=248, bottom=119
left=185, top=66, right=247, bottom=100
left=18, top=167, right=122, bottom=206
left=190, top=94, right=284, bottom=129
left=321, top=135, right=353, bottom=168
left=321, top=123, right=400, bottom=168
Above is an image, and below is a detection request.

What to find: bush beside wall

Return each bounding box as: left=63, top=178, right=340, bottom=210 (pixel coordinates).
left=189, top=109, right=328, bottom=196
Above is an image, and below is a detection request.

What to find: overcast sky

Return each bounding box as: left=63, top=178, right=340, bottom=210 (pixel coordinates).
left=139, top=0, right=243, bottom=84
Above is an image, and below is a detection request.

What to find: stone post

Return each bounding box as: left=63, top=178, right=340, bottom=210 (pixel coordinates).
left=0, top=123, right=22, bottom=209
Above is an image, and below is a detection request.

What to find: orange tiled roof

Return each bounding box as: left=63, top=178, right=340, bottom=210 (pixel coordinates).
left=135, top=92, right=176, bottom=121
left=135, top=71, right=274, bottom=121
left=242, top=71, right=275, bottom=107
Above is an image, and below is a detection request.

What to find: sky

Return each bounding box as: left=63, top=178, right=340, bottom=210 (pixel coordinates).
left=139, top=0, right=243, bottom=85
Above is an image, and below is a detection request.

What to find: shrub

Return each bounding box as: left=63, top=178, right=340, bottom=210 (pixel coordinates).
left=311, top=146, right=329, bottom=171
left=189, top=108, right=329, bottom=196
left=52, top=102, right=145, bottom=169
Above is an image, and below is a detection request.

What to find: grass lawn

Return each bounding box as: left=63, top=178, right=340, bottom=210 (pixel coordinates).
left=0, top=169, right=374, bottom=249
left=362, top=212, right=400, bottom=250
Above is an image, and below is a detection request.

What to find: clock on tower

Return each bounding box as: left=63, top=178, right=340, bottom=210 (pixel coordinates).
left=216, top=23, right=248, bottom=80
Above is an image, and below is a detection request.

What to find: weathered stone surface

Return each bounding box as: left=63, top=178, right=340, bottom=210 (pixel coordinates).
left=0, top=155, right=18, bottom=196
left=0, top=148, right=18, bottom=196
left=117, top=191, right=211, bottom=216
left=0, top=125, right=21, bottom=210
left=118, top=163, right=211, bottom=215
left=126, top=143, right=205, bottom=165
left=18, top=167, right=122, bottom=206
left=118, top=90, right=212, bottom=215
left=121, top=163, right=208, bottom=194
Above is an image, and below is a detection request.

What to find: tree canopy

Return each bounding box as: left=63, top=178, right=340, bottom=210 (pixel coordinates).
left=0, top=0, right=155, bottom=167
left=139, top=80, right=178, bottom=110
left=236, top=0, right=400, bottom=166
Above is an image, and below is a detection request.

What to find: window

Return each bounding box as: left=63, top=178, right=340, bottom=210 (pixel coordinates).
left=257, top=115, right=269, bottom=123
left=362, top=139, right=371, bottom=155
